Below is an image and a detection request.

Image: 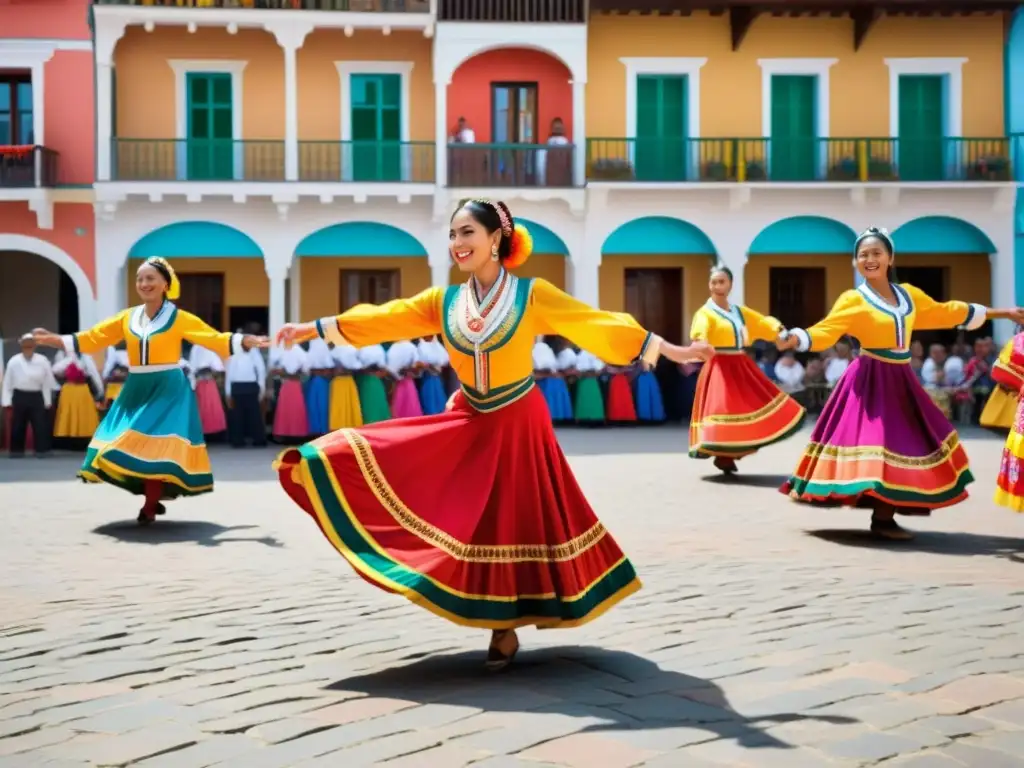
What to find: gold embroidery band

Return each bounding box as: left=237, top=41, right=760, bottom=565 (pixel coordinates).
left=341, top=429, right=608, bottom=563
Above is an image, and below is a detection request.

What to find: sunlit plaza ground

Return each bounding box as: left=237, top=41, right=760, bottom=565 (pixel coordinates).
left=2, top=425, right=1024, bottom=767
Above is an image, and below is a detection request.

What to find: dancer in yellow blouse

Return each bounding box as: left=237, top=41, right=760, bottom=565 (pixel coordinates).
left=778, top=227, right=1024, bottom=539
left=34, top=257, right=266, bottom=525
left=274, top=199, right=714, bottom=670
left=688, top=265, right=805, bottom=474
left=980, top=336, right=1023, bottom=431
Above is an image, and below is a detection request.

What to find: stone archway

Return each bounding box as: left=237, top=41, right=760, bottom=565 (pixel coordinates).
left=0, top=234, right=96, bottom=334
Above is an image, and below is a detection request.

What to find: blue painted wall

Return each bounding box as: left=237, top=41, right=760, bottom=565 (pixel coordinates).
left=296, top=222, right=427, bottom=258
left=748, top=216, right=856, bottom=255
left=1009, top=9, right=1024, bottom=303
left=602, top=216, right=716, bottom=255
left=128, top=222, right=263, bottom=259
left=517, top=218, right=568, bottom=255
left=891, top=216, right=996, bottom=254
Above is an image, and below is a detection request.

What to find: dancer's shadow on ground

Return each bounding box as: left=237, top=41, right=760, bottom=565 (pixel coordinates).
left=92, top=520, right=284, bottom=548
left=325, top=646, right=856, bottom=749
left=807, top=529, right=1024, bottom=562
left=702, top=473, right=790, bottom=489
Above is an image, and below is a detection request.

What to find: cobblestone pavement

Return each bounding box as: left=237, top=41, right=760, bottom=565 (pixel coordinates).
left=2, top=426, right=1024, bottom=767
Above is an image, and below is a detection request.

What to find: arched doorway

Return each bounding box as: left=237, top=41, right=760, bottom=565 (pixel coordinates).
left=128, top=221, right=266, bottom=333
left=294, top=222, right=429, bottom=321
left=448, top=217, right=569, bottom=289
left=746, top=215, right=857, bottom=331
left=0, top=234, right=94, bottom=362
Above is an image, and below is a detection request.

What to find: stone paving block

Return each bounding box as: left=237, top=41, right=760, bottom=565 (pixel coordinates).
left=882, top=754, right=968, bottom=767
left=307, top=728, right=443, bottom=765
left=974, top=698, right=1024, bottom=725
left=455, top=719, right=585, bottom=756
left=820, top=731, right=946, bottom=762
left=306, top=696, right=417, bottom=725
left=516, top=732, right=659, bottom=768
left=601, top=725, right=721, bottom=752
left=916, top=714, right=998, bottom=738
left=67, top=698, right=197, bottom=733
left=969, top=731, right=1024, bottom=759
left=852, top=696, right=947, bottom=729
left=943, top=741, right=1024, bottom=768
left=927, top=675, right=1024, bottom=710
left=45, top=722, right=202, bottom=766
left=373, top=742, right=489, bottom=767
left=611, top=693, right=737, bottom=723
left=134, top=735, right=259, bottom=768
left=0, top=726, right=77, bottom=756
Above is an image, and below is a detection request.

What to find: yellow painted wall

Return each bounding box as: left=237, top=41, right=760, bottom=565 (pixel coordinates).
left=898, top=254, right=991, bottom=305
left=448, top=254, right=566, bottom=291
left=299, top=257, right=431, bottom=321
left=114, top=27, right=434, bottom=141
left=744, top=255, right=855, bottom=316
left=587, top=13, right=1004, bottom=138
left=598, top=254, right=714, bottom=340
left=126, top=258, right=269, bottom=329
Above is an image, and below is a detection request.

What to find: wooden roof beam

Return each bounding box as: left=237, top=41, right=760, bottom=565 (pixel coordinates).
left=851, top=5, right=880, bottom=50
left=730, top=5, right=758, bottom=50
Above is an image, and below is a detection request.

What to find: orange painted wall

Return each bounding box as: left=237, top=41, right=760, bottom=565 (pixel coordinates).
left=0, top=202, right=97, bottom=293
left=2, top=0, right=91, bottom=39
left=299, top=257, right=432, bottom=321
left=45, top=51, right=95, bottom=185
left=447, top=49, right=573, bottom=143
left=114, top=27, right=434, bottom=142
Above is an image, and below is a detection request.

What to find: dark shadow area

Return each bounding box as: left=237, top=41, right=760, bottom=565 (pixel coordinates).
left=702, top=473, right=790, bottom=489
left=807, top=529, right=1024, bottom=562
left=325, top=647, right=857, bottom=749
left=92, top=520, right=284, bottom=548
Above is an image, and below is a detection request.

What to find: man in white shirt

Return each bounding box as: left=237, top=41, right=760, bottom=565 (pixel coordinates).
left=921, top=344, right=965, bottom=390
left=825, top=340, right=853, bottom=388
left=225, top=338, right=267, bottom=448
left=2, top=333, right=57, bottom=457
left=774, top=351, right=806, bottom=394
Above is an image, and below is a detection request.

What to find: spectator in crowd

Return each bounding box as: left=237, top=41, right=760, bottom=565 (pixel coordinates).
left=825, top=339, right=854, bottom=388
left=774, top=350, right=805, bottom=394
left=922, top=343, right=965, bottom=389
left=910, top=339, right=926, bottom=381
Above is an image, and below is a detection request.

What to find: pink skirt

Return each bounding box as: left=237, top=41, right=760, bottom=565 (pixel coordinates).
left=195, top=379, right=227, bottom=435
left=273, top=379, right=309, bottom=438
left=390, top=378, right=423, bottom=419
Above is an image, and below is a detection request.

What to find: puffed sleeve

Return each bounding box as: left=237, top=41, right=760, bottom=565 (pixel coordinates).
left=316, top=287, right=443, bottom=348
left=688, top=309, right=710, bottom=342
left=178, top=311, right=243, bottom=358
left=903, top=284, right=986, bottom=332
left=62, top=311, right=128, bottom=356
left=788, top=290, right=862, bottom=353
left=531, top=279, right=660, bottom=367
left=740, top=306, right=784, bottom=343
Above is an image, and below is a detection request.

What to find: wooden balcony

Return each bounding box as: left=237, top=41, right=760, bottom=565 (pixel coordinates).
left=0, top=146, right=59, bottom=189
left=587, top=136, right=1021, bottom=183
left=448, top=143, right=577, bottom=187
left=93, top=0, right=430, bottom=13
left=438, top=0, right=586, bottom=22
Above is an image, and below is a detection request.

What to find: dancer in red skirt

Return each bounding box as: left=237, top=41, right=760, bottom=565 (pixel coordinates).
left=274, top=199, right=714, bottom=670
left=689, top=265, right=806, bottom=474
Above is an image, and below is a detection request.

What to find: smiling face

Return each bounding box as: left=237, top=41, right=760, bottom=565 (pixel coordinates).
left=135, top=263, right=168, bottom=302
left=854, top=236, right=892, bottom=282
left=449, top=207, right=500, bottom=273
left=708, top=270, right=732, bottom=299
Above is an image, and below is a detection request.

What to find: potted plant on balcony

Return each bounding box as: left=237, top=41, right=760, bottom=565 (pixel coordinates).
left=827, top=157, right=858, bottom=181
left=700, top=161, right=728, bottom=182
left=745, top=160, right=766, bottom=181
left=588, top=158, right=633, bottom=181
left=968, top=155, right=1011, bottom=181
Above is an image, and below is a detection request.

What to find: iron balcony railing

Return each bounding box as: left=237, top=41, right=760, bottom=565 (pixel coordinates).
left=438, top=0, right=585, bottom=22
left=448, top=142, right=577, bottom=187
left=110, top=138, right=435, bottom=182
left=587, top=136, right=1023, bottom=183
left=93, top=0, right=430, bottom=12
left=0, top=145, right=59, bottom=188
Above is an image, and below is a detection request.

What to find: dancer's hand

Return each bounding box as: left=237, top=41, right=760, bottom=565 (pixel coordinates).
left=32, top=328, right=62, bottom=348
left=1008, top=308, right=1024, bottom=325
left=275, top=323, right=317, bottom=347
left=776, top=333, right=800, bottom=351
left=687, top=341, right=715, bottom=362
left=242, top=334, right=269, bottom=351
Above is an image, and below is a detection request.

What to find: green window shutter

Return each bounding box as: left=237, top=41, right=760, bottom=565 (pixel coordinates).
left=770, top=75, right=816, bottom=181
left=186, top=72, right=234, bottom=181
left=350, top=73, right=402, bottom=181
left=897, top=74, right=944, bottom=181
left=634, top=75, right=687, bottom=181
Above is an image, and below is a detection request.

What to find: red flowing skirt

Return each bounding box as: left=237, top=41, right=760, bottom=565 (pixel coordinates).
left=689, top=352, right=806, bottom=460
left=606, top=374, right=638, bottom=422
left=276, top=386, right=640, bottom=630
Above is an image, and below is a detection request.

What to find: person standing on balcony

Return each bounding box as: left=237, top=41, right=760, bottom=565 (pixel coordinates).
left=450, top=117, right=475, bottom=144
left=687, top=265, right=806, bottom=475
left=272, top=199, right=713, bottom=670
left=2, top=333, right=56, bottom=458
left=32, top=258, right=267, bottom=525
left=777, top=227, right=1024, bottom=540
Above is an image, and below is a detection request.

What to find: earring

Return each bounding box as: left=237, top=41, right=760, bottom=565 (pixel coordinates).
left=491, top=245, right=499, bottom=262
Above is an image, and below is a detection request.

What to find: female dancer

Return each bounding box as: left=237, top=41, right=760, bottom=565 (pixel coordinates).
left=605, top=364, right=638, bottom=425
left=533, top=336, right=573, bottom=423
left=305, top=338, right=334, bottom=438
left=189, top=343, right=228, bottom=440
left=355, top=344, right=392, bottom=424
left=995, top=331, right=1024, bottom=511
left=777, top=227, right=1024, bottom=539
left=689, top=265, right=806, bottom=474
left=416, top=337, right=449, bottom=416
left=34, top=257, right=266, bottom=524
left=274, top=199, right=713, bottom=669
left=980, top=336, right=1022, bottom=431
left=633, top=362, right=666, bottom=425
left=271, top=343, right=309, bottom=444
left=52, top=351, right=103, bottom=450
left=387, top=339, right=424, bottom=419
left=573, top=349, right=606, bottom=425
left=328, top=343, right=364, bottom=431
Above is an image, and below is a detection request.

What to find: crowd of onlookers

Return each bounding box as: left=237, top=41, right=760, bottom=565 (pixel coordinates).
left=747, top=336, right=1002, bottom=423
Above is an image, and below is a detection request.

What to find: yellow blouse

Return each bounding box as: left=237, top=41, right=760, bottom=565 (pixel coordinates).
left=789, top=283, right=985, bottom=355
left=689, top=299, right=782, bottom=350
left=63, top=302, right=242, bottom=366
left=994, top=337, right=1024, bottom=390
left=318, top=272, right=661, bottom=412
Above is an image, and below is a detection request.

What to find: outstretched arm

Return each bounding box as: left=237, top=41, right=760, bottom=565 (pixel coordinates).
left=903, top=284, right=1020, bottom=332
left=778, top=291, right=860, bottom=353
left=34, top=312, right=127, bottom=356
left=179, top=312, right=266, bottom=358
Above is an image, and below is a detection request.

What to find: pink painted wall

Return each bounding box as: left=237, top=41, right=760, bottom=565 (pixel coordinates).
left=1, top=0, right=92, bottom=40
left=45, top=51, right=95, bottom=185
left=0, top=202, right=97, bottom=293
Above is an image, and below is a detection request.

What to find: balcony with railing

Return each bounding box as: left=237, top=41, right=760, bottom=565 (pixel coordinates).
left=109, top=138, right=435, bottom=183
left=447, top=143, right=577, bottom=187
left=93, top=0, right=430, bottom=12
left=587, top=137, right=1022, bottom=184
left=0, top=146, right=59, bottom=189
left=438, top=0, right=585, bottom=22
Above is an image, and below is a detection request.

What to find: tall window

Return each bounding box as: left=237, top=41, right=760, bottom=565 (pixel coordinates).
left=491, top=83, right=538, bottom=143
left=0, top=75, right=33, bottom=145
left=340, top=270, right=400, bottom=312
